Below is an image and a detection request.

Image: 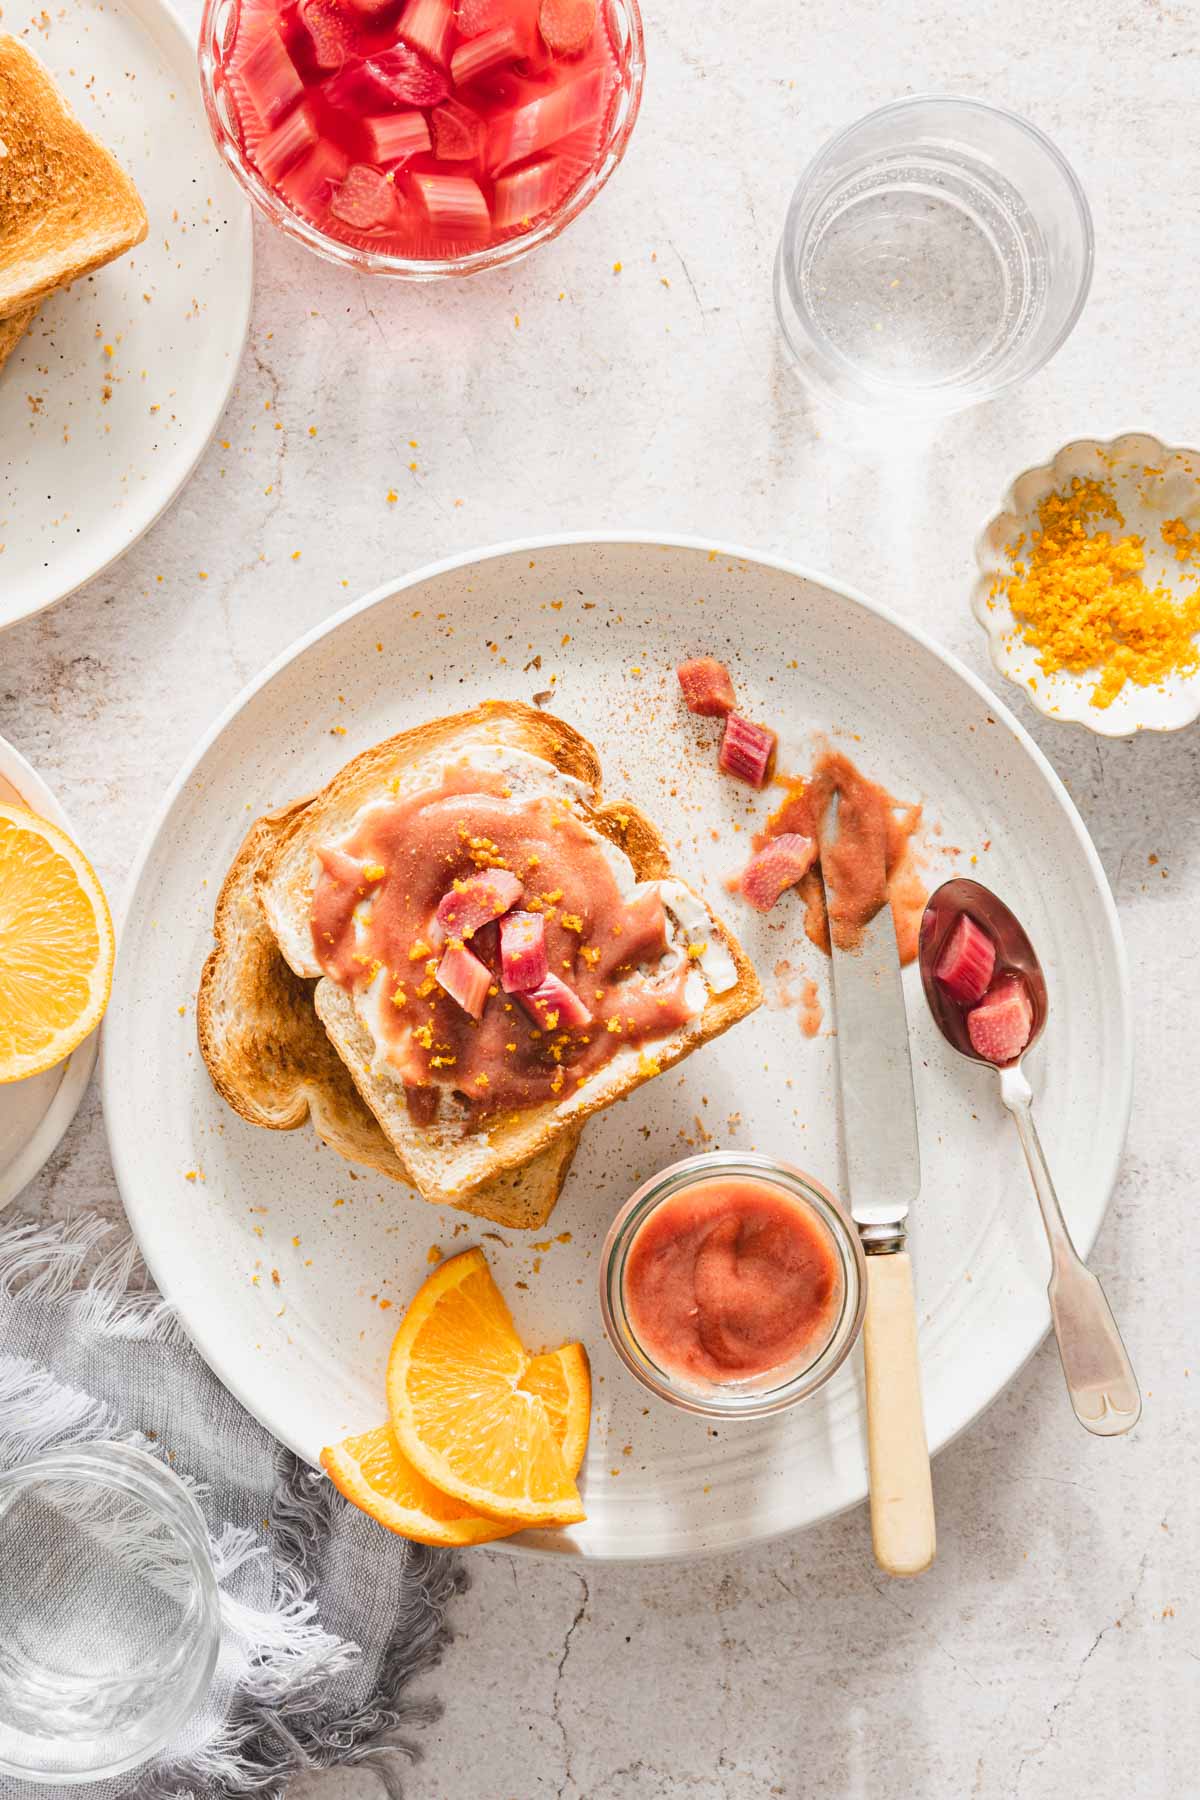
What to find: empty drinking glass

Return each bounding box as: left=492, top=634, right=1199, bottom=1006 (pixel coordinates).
left=0, top=1441, right=220, bottom=1784
left=774, top=96, right=1094, bottom=416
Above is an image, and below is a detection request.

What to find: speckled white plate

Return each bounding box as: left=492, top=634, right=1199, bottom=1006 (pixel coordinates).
left=0, top=0, right=253, bottom=630
left=973, top=431, right=1200, bottom=737
left=103, top=536, right=1132, bottom=1561
left=0, top=738, right=98, bottom=1209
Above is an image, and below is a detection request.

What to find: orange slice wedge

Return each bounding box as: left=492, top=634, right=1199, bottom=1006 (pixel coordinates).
left=321, top=1342, right=590, bottom=1547
left=386, top=1248, right=585, bottom=1526
left=0, top=803, right=114, bottom=1083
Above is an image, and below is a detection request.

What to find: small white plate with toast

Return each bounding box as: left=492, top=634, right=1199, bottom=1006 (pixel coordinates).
left=0, top=736, right=98, bottom=1207
left=103, top=535, right=1132, bottom=1560
left=0, top=0, right=253, bottom=629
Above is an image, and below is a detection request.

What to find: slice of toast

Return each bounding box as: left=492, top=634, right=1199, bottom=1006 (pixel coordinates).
left=197, top=800, right=582, bottom=1230
left=0, top=36, right=147, bottom=318
left=0, top=304, right=34, bottom=370
left=257, top=702, right=762, bottom=1208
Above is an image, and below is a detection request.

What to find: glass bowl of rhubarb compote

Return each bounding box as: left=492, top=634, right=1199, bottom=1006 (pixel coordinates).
left=199, top=0, right=644, bottom=277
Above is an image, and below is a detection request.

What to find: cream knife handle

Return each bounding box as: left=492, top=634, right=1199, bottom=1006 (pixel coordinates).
left=862, top=1250, right=936, bottom=1578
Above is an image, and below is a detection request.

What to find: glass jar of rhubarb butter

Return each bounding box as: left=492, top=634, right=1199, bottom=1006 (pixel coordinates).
left=600, top=1153, right=867, bottom=1419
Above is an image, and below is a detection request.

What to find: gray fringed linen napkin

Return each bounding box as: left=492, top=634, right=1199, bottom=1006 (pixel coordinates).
left=0, top=1213, right=464, bottom=1800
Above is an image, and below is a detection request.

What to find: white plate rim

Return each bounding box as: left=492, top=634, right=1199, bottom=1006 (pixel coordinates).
left=0, top=737, right=98, bottom=1210
left=102, top=531, right=1134, bottom=1554
left=0, top=0, right=254, bottom=633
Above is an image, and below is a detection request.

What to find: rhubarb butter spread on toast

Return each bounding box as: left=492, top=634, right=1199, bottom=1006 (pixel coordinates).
left=310, top=748, right=739, bottom=1125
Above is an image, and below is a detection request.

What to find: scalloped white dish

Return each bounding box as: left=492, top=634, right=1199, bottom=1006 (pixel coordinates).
left=103, top=536, right=1132, bottom=1561
left=973, top=432, right=1200, bottom=737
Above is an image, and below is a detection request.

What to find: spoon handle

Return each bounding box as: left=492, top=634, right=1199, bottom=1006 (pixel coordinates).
left=1000, top=1068, right=1141, bottom=1436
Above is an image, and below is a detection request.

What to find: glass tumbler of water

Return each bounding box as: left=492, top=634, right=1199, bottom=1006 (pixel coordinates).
left=774, top=95, right=1094, bottom=416
left=0, top=1441, right=220, bottom=1784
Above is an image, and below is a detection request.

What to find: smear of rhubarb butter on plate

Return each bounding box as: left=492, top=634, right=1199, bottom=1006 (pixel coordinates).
left=757, top=749, right=927, bottom=964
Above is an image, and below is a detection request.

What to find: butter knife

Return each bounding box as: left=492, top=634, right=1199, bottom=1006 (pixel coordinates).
left=816, top=792, right=936, bottom=1578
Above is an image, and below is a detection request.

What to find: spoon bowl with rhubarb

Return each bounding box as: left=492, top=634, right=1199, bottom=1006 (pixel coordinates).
left=199, top=0, right=644, bottom=276
left=918, top=878, right=1139, bottom=1437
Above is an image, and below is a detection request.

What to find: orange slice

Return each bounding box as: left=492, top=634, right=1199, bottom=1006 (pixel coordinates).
left=386, top=1248, right=585, bottom=1526
left=519, top=1339, right=591, bottom=1478
left=321, top=1343, right=590, bottom=1547
left=0, top=803, right=114, bottom=1083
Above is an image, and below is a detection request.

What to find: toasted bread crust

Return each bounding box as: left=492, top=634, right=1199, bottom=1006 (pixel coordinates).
left=198, top=798, right=582, bottom=1227
left=0, top=304, right=34, bottom=369
left=0, top=36, right=147, bottom=317
left=255, top=702, right=763, bottom=1207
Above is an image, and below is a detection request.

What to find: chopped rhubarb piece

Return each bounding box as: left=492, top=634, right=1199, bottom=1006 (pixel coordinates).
left=718, top=713, right=777, bottom=788
left=491, top=155, right=558, bottom=228
left=436, top=943, right=492, bottom=1019
left=935, top=913, right=996, bottom=1006
left=295, top=0, right=357, bottom=70
left=450, top=22, right=527, bottom=86
left=430, top=97, right=483, bottom=161
left=396, top=0, right=456, bottom=64
left=677, top=656, right=736, bottom=717
left=455, top=0, right=536, bottom=37
left=363, top=109, right=431, bottom=164
left=738, top=834, right=817, bottom=912
left=238, top=26, right=306, bottom=126
left=361, top=43, right=449, bottom=105
left=411, top=171, right=491, bottom=234
left=499, top=909, right=548, bottom=992
left=537, top=0, right=596, bottom=55
left=436, top=869, right=523, bottom=938
left=277, top=138, right=350, bottom=219
left=470, top=918, right=501, bottom=973
left=487, top=62, right=604, bottom=169
left=255, top=103, right=319, bottom=183
left=967, top=973, right=1033, bottom=1065
left=454, top=0, right=507, bottom=34
left=404, top=1082, right=439, bottom=1124
left=519, top=972, right=592, bottom=1030
left=329, top=163, right=397, bottom=230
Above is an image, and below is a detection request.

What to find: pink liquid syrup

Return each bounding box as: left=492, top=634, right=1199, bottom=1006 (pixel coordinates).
left=218, top=0, right=628, bottom=261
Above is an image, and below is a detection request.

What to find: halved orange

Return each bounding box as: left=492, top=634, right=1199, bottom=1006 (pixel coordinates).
left=322, top=1343, right=590, bottom=1547
left=386, top=1248, right=586, bottom=1526
left=0, top=803, right=114, bottom=1083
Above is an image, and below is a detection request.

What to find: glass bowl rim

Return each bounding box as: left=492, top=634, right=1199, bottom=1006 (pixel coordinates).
left=598, top=1150, right=868, bottom=1420
left=196, top=0, right=646, bottom=280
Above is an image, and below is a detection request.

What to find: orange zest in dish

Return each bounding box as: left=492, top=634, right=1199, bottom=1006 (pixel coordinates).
left=993, top=476, right=1200, bottom=709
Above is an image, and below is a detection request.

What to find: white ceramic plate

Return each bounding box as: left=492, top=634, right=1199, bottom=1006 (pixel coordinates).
left=0, top=739, right=98, bottom=1209
left=973, top=431, right=1200, bottom=737
left=104, top=536, right=1132, bottom=1561
left=0, top=0, right=253, bottom=630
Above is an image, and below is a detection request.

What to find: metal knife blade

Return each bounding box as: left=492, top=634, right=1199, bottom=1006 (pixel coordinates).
left=816, top=792, right=921, bottom=1244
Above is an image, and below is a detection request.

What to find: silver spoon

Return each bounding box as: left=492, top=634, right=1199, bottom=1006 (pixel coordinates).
left=918, top=877, right=1140, bottom=1437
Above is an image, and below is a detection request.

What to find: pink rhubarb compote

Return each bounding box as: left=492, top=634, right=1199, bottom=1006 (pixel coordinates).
left=210, top=0, right=636, bottom=262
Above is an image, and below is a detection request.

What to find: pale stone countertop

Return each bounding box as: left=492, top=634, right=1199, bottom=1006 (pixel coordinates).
left=3, top=0, right=1197, bottom=1793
